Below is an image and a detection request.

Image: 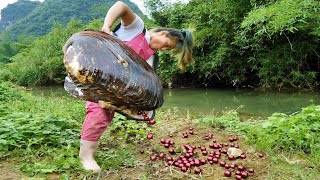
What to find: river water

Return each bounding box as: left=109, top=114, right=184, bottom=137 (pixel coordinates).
left=31, top=86, right=320, bottom=117
left=161, top=88, right=320, bottom=117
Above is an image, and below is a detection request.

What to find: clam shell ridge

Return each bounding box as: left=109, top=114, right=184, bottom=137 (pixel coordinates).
left=63, top=30, right=164, bottom=111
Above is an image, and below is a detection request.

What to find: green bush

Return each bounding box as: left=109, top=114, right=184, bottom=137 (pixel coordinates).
left=8, top=20, right=85, bottom=86
left=247, top=105, right=320, bottom=164
left=234, top=0, right=320, bottom=88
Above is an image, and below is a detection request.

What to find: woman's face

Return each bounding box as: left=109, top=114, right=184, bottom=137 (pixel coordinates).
left=150, top=31, right=177, bottom=51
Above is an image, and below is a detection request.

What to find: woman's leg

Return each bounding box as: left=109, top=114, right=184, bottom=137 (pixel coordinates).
left=79, top=101, right=114, bottom=172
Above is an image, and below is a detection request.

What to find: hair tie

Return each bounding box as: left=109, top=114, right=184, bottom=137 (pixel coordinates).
left=180, top=29, right=186, bottom=39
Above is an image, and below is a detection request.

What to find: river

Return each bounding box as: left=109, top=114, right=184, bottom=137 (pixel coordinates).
left=31, top=86, right=319, bottom=117
left=161, top=88, right=319, bottom=116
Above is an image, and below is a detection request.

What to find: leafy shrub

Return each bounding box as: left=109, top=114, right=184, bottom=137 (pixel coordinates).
left=0, top=68, right=13, bottom=82
left=234, top=0, right=320, bottom=88
left=0, top=82, right=20, bottom=101
left=0, top=84, right=146, bottom=175
left=107, top=115, right=150, bottom=143
left=247, top=105, right=320, bottom=163
left=0, top=112, right=80, bottom=153
left=8, top=20, right=84, bottom=86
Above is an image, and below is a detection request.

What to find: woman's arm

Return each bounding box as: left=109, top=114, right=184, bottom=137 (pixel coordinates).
left=101, top=1, right=136, bottom=34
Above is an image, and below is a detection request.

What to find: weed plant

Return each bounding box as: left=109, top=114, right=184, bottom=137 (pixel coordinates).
left=0, top=83, right=146, bottom=176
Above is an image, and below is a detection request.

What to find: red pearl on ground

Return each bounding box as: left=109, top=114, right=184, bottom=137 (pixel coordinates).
left=237, top=165, right=244, bottom=171
left=194, top=168, right=201, bottom=174
left=150, top=155, right=156, bottom=161
left=148, top=119, right=156, bottom=125
left=224, top=170, right=232, bottom=177
left=240, top=154, right=246, bottom=159
left=258, top=153, right=264, bottom=158
left=220, top=161, right=226, bottom=167
left=147, top=134, right=153, bottom=139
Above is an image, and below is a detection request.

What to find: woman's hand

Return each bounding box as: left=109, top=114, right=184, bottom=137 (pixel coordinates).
left=101, top=26, right=111, bottom=34
left=98, top=100, right=116, bottom=112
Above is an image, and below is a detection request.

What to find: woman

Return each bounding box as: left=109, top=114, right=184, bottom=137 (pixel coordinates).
left=80, top=1, right=194, bottom=172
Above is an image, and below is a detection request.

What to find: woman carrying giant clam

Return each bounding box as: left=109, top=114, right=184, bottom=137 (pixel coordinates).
left=73, top=1, right=194, bottom=172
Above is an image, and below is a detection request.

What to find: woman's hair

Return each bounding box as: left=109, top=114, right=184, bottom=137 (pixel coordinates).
left=151, top=28, right=194, bottom=70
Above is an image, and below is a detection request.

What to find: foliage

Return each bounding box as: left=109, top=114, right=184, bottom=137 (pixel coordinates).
left=0, top=83, right=144, bottom=175
left=0, top=113, right=80, bottom=152
left=0, top=83, right=81, bottom=175
left=144, top=0, right=175, bottom=27
left=7, top=20, right=84, bottom=85
left=107, top=117, right=150, bottom=143
left=0, top=0, right=319, bottom=89
left=0, top=32, right=35, bottom=65
left=0, top=0, right=318, bottom=89
left=0, top=82, right=15, bottom=99
left=145, top=0, right=320, bottom=89
left=0, top=32, right=19, bottom=63
left=156, top=51, right=180, bottom=84
left=0, top=65, right=13, bottom=82
left=146, top=0, right=254, bottom=86
left=234, top=0, right=320, bottom=88
left=247, top=105, right=320, bottom=164
left=0, top=0, right=145, bottom=71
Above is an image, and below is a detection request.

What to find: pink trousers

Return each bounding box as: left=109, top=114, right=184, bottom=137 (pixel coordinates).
left=80, top=31, right=154, bottom=142
left=81, top=101, right=115, bottom=142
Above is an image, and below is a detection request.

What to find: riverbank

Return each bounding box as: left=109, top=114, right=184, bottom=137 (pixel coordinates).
left=0, top=83, right=319, bottom=179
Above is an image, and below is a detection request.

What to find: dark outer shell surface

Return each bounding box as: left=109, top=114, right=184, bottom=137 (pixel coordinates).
left=63, top=30, right=163, bottom=111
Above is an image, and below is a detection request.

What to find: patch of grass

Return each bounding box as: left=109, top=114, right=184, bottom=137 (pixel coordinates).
left=98, top=144, right=137, bottom=170
left=0, top=83, right=147, bottom=176
left=106, top=116, right=150, bottom=144
left=196, top=109, right=241, bottom=130
left=10, top=86, right=85, bottom=121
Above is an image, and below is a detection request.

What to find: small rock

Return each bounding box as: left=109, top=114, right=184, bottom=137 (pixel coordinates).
left=227, top=147, right=243, bottom=158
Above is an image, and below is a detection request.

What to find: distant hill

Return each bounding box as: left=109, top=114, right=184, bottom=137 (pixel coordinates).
left=0, top=0, right=41, bottom=30
left=0, top=0, right=144, bottom=37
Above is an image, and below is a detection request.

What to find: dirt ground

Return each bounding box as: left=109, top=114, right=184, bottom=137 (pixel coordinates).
left=0, top=161, right=26, bottom=180
left=99, top=114, right=269, bottom=180
left=0, top=113, right=268, bottom=180
left=0, top=160, right=61, bottom=180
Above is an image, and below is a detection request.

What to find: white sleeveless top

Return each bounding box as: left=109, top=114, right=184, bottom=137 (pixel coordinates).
left=114, top=14, right=150, bottom=43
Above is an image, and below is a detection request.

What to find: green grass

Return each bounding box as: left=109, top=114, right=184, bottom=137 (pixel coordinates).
left=0, top=83, right=144, bottom=177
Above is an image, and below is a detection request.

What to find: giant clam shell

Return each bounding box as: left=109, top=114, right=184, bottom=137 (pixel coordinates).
left=63, top=30, right=163, bottom=119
